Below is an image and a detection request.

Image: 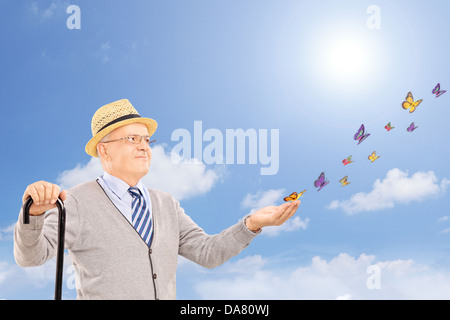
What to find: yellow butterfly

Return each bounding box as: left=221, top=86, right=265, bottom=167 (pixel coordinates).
left=339, top=176, right=350, bottom=187
left=402, top=92, right=422, bottom=113
left=283, top=189, right=306, bottom=201
left=368, top=151, right=380, bottom=163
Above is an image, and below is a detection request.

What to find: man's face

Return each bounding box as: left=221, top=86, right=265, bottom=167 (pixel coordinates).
left=98, top=122, right=152, bottom=185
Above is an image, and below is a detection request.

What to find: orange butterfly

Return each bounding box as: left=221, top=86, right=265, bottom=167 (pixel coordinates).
left=402, top=92, right=422, bottom=113
left=368, top=151, right=380, bottom=163
left=339, top=176, right=350, bottom=187
left=284, top=189, right=306, bottom=201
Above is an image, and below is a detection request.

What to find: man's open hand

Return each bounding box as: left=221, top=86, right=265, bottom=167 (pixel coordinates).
left=246, top=200, right=300, bottom=232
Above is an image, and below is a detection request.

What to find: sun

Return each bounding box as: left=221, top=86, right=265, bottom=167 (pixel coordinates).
left=300, top=23, right=382, bottom=91
left=327, top=38, right=368, bottom=79
left=318, top=33, right=374, bottom=85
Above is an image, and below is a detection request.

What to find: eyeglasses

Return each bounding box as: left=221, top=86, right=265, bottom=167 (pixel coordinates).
left=100, top=135, right=156, bottom=146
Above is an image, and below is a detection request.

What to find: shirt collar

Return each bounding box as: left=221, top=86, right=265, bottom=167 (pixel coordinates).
left=101, top=171, right=145, bottom=200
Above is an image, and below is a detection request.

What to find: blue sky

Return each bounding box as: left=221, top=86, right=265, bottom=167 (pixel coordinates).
left=1, top=0, right=450, bottom=299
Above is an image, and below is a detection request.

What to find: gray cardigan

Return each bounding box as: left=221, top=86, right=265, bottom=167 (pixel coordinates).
left=14, top=180, right=259, bottom=299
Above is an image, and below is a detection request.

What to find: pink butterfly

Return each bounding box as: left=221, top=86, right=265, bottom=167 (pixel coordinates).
left=385, top=122, right=394, bottom=131
left=342, top=155, right=354, bottom=166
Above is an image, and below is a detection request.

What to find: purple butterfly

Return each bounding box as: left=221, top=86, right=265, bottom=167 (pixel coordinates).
left=432, top=83, right=446, bottom=98
left=314, top=172, right=329, bottom=191
left=354, top=124, right=370, bottom=145
left=407, top=122, right=418, bottom=132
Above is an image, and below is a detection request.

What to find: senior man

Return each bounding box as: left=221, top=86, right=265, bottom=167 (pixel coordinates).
left=14, top=99, right=299, bottom=300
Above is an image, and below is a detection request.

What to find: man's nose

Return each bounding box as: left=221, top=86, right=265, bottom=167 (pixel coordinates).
left=136, top=140, right=150, bottom=150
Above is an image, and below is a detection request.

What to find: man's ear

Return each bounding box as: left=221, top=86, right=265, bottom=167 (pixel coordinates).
left=97, top=143, right=108, bottom=159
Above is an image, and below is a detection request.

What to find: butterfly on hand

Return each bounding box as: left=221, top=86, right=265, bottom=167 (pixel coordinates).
left=283, top=189, right=306, bottom=201
left=339, top=176, right=350, bottom=187
left=385, top=122, right=394, bottom=131
left=354, top=124, right=370, bottom=145
left=432, top=83, right=446, bottom=98
left=368, top=151, right=380, bottom=163
left=314, top=172, right=329, bottom=191
left=407, top=122, right=418, bottom=132
left=402, top=92, right=423, bottom=113
left=342, top=155, right=354, bottom=166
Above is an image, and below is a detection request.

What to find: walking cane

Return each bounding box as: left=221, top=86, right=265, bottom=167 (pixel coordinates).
left=22, top=196, right=66, bottom=300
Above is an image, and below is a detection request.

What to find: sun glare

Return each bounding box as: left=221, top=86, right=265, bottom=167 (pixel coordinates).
left=327, top=39, right=368, bottom=79
left=306, top=26, right=380, bottom=89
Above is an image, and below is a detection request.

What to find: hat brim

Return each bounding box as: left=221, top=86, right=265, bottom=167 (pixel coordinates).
left=85, top=117, right=158, bottom=157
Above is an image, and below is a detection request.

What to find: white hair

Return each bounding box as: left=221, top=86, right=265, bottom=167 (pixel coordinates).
left=97, top=133, right=111, bottom=159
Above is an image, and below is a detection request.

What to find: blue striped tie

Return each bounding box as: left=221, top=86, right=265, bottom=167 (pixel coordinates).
left=128, top=187, right=153, bottom=246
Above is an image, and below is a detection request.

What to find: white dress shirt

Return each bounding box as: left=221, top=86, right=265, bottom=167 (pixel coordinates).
left=96, top=171, right=153, bottom=225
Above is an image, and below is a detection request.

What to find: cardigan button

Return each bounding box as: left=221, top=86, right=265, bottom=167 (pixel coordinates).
left=149, top=249, right=152, bottom=254
left=153, top=273, right=157, bottom=279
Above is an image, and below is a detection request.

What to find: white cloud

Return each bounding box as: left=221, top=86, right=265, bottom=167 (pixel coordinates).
left=0, top=223, right=16, bottom=241
left=56, top=158, right=103, bottom=190
left=241, top=189, right=309, bottom=237
left=56, top=144, right=223, bottom=201
left=191, top=253, right=450, bottom=299
left=0, top=261, right=15, bottom=287
left=0, top=254, right=76, bottom=299
left=144, top=145, right=223, bottom=200
left=42, top=2, right=58, bottom=19
left=327, top=168, right=450, bottom=214
left=336, top=294, right=352, bottom=300
left=99, top=43, right=110, bottom=51
left=29, top=0, right=69, bottom=20
left=241, top=189, right=286, bottom=213
left=7, top=251, right=450, bottom=299
left=438, top=216, right=450, bottom=234
left=99, top=42, right=110, bottom=64
left=262, top=216, right=309, bottom=237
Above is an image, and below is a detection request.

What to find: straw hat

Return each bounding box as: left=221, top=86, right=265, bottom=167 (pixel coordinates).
left=85, top=99, right=158, bottom=157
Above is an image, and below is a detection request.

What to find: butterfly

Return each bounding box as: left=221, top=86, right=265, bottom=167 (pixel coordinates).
left=432, top=83, right=446, bottom=98
left=385, top=122, right=394, bottom=131
left=342, top=155, right=354, bottom=166
left=314, top=172, right=329, bottom=191
left=368, top=151, right=380, bottom=163
left=354, top=124, right=370, bottom=145
left=283, top=189, right=306, bottom=201
left=402, top=92, right=423, bottom=113
left=339, top=176, right=350, bottom=187
left=407, top=122, right=418, bottom=132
